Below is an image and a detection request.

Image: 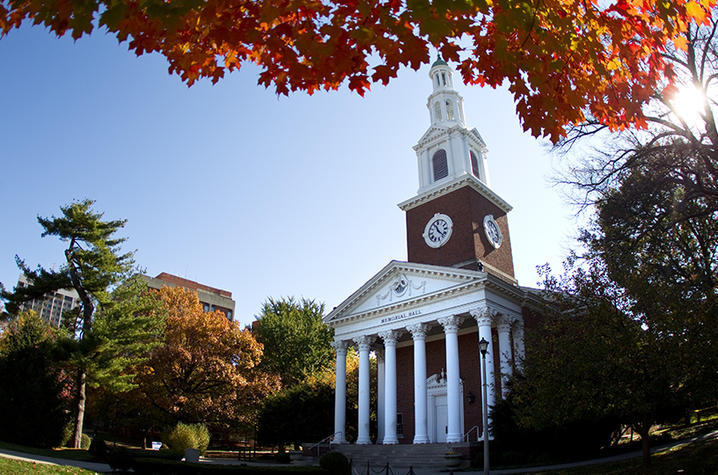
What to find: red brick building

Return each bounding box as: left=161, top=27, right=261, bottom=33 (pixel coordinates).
left=143, top=272, right=236, bottom=320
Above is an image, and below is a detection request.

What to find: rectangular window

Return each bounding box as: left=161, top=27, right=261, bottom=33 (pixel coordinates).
left=397, top=413, right=404, bottom=438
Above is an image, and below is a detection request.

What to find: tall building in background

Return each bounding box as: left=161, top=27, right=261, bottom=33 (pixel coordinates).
left=142, top=272, right=236, bottom=321
left=15, top=274, right=81, bottom=328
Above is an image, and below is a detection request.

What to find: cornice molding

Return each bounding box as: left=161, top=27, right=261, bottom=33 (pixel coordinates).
left=413, top=124, right=486, bottom=152
left=397, top=175, right=512, bottom=213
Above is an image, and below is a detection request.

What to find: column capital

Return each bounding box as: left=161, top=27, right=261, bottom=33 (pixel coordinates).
left=407, top=322, right=429, bottom=339
left=379, top=329, right=402, bottom=345
left=354, top=335, right=375, bottom=351
left=438, top=315, right=464, bottom=333
left=470, top=305, right=497, bottom=326
left=331, top=339, right=349, bottom=353
left=496, top=317, right=512, bottom=333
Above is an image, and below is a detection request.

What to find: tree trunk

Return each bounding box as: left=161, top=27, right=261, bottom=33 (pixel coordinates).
left=639, top=428, right=651, bottom=466
left=73, top=368, right=87, bottom=449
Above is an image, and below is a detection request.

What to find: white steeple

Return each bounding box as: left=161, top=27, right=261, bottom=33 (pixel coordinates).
left=413, top=59, right=490, bottom=195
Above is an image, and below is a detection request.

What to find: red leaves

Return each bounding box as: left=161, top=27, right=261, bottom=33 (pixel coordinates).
left=2, top=0, right=716, bottom=141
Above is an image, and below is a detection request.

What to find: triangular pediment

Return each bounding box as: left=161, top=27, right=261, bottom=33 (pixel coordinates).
left=323, top=260, right=485, bottom=325
left=415, top=125, right=449, bottom=146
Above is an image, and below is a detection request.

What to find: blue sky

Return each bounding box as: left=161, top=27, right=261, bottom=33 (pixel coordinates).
left=0, top=25, right=581, bottom=327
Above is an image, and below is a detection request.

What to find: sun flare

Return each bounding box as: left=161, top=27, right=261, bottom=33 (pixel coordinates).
left=669, top=84, right=707, bottom=126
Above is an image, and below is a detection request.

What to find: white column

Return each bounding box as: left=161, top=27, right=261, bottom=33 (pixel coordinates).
left=376, top=348, right=385, bottom=444
left=513, top=317, right=525, bottom=370
left=379, top=329, right=401, bottom=444
left=331, top=340, right=349, bottom=444
left=354, top=335, right=374, bottom=444
left=438, top=315, right=463, bottom=443
left=471, top=307, right=496, bottom=427
left=407, top=323, right=429, bottom=444
left=497, top=317, right=513, bottom=398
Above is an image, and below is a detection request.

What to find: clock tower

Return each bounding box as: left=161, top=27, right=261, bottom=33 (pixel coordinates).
left=398, top=59, right=516, bottom=281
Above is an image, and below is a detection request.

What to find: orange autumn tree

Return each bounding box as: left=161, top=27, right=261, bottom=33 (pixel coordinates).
left=1, top=0, right=715, bottom=141
left=138, top=286, right=279, bottom=430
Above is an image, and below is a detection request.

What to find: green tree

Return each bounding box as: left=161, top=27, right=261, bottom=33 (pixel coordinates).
left=0, top=311, right=72, bottom=447
left=512, top=260, right=685, bottom=465
left=257, top=378, right=334, bottom=450
left=583, top=149, right=718, bottom=410
left=253, top=298, right=334, bottom=386
left=0, top=199, right=152, bottom=448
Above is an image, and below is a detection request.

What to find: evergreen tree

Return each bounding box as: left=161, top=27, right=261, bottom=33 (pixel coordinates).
left=1, top=200, right=151, bottom=448
left=0, top=312, right=71, bottom=447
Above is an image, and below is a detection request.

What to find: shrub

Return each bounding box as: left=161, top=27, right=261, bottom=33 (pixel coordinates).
left=164, top=422, right=210, bottom=457
left=319, top=451, right=350, bottom=475
left=81, top=433, right=92, bottom=449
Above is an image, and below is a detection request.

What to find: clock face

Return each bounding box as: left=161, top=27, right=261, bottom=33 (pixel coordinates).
left=483, top=214, right=503, bottom=249
left=423, top=213, right=453, bottom=248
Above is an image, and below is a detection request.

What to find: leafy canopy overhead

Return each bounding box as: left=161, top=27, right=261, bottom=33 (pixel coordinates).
left=2, top=0, right=714, bottom=141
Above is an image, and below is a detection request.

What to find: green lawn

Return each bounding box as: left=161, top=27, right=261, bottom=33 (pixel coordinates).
left=0, top=456, right=96, bottom=474
left=536, top=433, right=718, bottom=474
left=0, top=441, right=95, bottom=462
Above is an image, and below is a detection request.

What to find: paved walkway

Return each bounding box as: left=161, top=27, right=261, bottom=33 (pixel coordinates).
left=0, top=448, right=112, bottom=473
left=1, top=429, right=717, bottom=475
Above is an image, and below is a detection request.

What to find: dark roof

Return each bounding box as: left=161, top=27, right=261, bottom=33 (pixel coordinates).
left=431, top=57, right=447, bottom=68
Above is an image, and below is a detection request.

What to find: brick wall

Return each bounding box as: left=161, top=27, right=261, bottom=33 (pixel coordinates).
left=405, top=185, right=514, bottom=277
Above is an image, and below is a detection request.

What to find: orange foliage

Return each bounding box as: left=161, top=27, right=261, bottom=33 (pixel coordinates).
left=1, top=1, right=714, bottom=140
left=138, top=287, right=279, bottom=426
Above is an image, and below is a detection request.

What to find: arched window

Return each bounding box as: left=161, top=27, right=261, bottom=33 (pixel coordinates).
left=432, top=149, right=448, bottom=181
left=470, top=150, right=480, bottom=178
left=446, top=99, right=455, bottom=120
left=434, top=102, right=442, bottom=121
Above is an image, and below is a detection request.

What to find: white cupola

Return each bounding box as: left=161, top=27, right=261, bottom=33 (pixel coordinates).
left=413, top=58, right=491, bottom=195
left=427, top=58, right=465, bottom=126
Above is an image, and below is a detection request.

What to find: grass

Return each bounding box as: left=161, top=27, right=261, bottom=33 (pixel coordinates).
left=0, top=441, right=95, bottom=462
left=535, top=433, right=718, bottom=474
left=0, top=456, right=96, bottom=474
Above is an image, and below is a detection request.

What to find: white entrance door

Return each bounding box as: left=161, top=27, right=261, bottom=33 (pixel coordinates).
left=434, top=395, right=448, bottom=442
left=427, top=372, right=464, bottom=443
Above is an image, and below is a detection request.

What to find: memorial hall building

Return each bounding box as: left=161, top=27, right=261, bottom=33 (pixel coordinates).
left=323, top=59, right=544, bottom=447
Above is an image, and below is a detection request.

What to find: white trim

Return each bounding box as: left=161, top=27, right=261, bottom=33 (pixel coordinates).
left=398, top=175, right=512, bottom=213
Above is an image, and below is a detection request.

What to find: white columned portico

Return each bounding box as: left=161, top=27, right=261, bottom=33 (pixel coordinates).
left=407, top=323, right=429, bottom=444
left=354, top=335, right=374, bottom=444
left=331, top=340, right=349, bottom=444
left=379, top=329, right=401, bottom=444
left=513, top=318, right=525, bottom=370
left=376, top=348, right=385, bottom=443
left=496, top=317, right=513, bottom=398
left=438, top=315, right=464, bottom=443
left=471, top=307, right=495, bottom=430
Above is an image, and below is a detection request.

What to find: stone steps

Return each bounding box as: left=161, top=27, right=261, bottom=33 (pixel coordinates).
left=331, top=442, right=471, bottom=470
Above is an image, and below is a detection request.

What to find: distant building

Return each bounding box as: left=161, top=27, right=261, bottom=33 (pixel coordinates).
left=15, top=274, right=81, bottom=328
left=142, top=272, right=236, bottom=321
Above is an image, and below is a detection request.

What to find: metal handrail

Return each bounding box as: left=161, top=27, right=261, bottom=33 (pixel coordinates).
left=463, top=425, right=480, bottom=442
left=307, top=432, right=343, bottom=456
